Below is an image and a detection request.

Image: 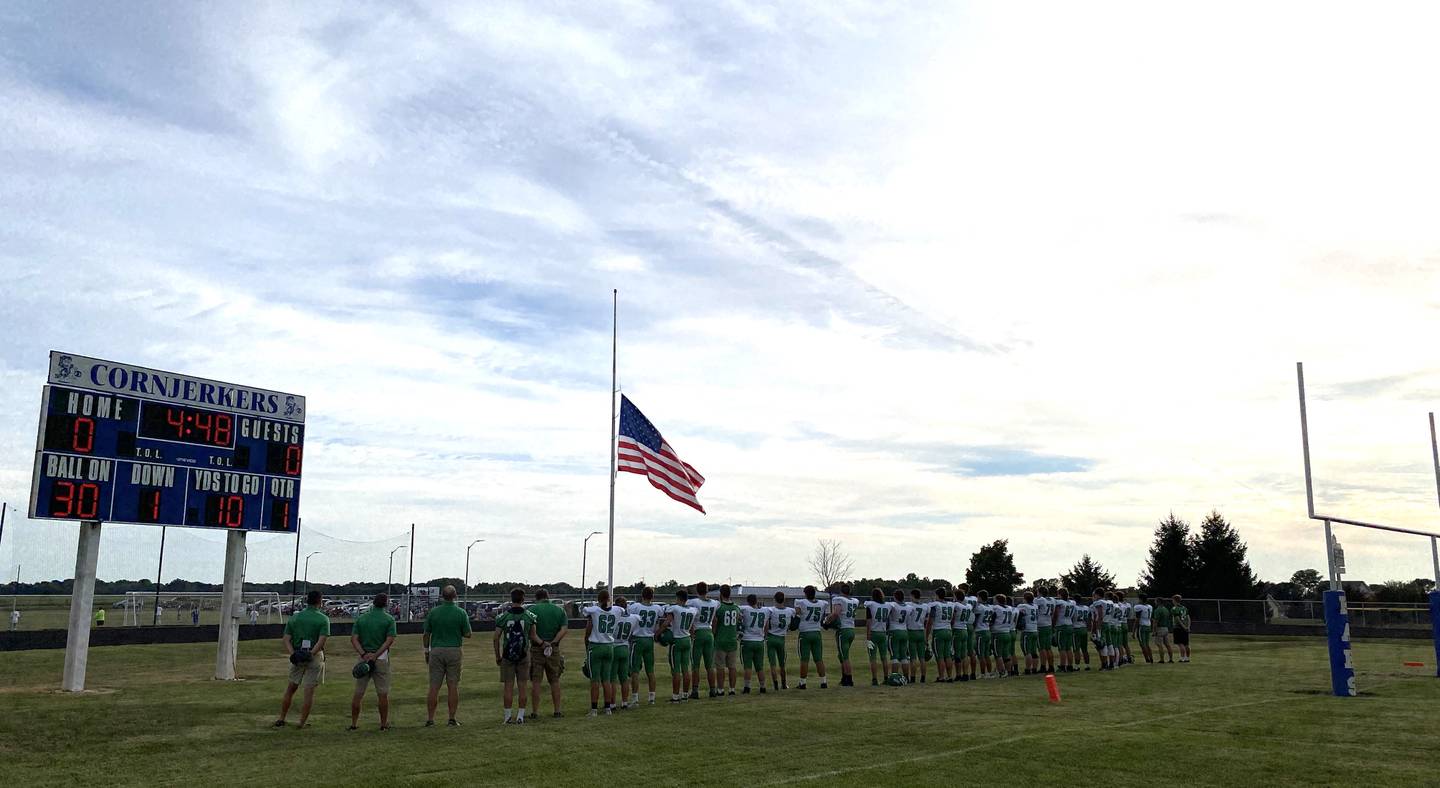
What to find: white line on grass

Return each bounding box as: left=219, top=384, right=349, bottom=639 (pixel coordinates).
left=760, top=696, right=1294, bottom=786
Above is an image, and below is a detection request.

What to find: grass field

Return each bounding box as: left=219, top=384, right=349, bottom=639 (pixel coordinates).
left=0, top=634, right=1437, bottom=786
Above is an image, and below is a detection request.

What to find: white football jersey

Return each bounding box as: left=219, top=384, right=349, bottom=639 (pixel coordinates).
left=763, top=606, right=793, bottom=637
left=687, top=597, right=720, bottom=630
left=628, top=602, right=665, bottom=638
left=864, top=600, right=890, bottom=632
left=906, top=601, right=930, bottom=631
left=582, top=604, right=617, bottom=645
left=738, top=604, right=768, bottom=642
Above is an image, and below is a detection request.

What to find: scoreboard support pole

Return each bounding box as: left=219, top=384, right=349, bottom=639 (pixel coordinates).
left=215, top=530, right=246, bottom=680
left=62, top=520, right=102, bottom=692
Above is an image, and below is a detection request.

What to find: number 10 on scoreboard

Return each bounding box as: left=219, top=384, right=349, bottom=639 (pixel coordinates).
left=29, top=352, right=306, bottom=533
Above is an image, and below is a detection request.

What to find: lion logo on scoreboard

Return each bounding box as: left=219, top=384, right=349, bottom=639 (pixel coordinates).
left=54, top=355, right=83, bottom=381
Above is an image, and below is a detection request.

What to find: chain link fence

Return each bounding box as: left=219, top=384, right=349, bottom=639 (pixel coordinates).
left=1179, top=597, right=1433, bottom=629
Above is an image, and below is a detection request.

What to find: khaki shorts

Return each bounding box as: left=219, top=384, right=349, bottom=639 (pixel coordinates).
left=716, top=648, right=738, bottom=671
left=1154, top=627, right=1171, bottom=643
left=530, top=646, right=564, bottom=683
left=354, top=657, right=392, bottom=694
left=501, top=656, right=531, bottom=683
left=428, top=647, right=463, bottom=687
left=288, top=654, right=324, bottom=687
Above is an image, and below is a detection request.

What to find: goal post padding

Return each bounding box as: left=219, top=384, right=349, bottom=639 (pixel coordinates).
left=1431, top=591, right=1440, bottom=679
left=1323, top=590, right=1355, bottom=697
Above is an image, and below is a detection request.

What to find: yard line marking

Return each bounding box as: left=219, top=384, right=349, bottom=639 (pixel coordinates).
left=761, top=696, right=1294, bottom=786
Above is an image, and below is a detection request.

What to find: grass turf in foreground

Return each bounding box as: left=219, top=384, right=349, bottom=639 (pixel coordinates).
left=0, top=635, right=1436, bottom=786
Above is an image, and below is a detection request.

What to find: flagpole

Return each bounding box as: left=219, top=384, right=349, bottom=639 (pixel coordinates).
left=607, top=289, right=618, bottom=594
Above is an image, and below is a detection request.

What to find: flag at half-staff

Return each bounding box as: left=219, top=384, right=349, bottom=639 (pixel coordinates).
left=616, top=395, right=706, bottom=513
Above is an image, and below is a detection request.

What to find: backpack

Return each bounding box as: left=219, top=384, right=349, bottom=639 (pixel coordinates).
left=502, top=611, right=529, bottom=664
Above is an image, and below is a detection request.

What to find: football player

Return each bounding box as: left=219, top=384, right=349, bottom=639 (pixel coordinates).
left=793, top=585, right=829, bottom=689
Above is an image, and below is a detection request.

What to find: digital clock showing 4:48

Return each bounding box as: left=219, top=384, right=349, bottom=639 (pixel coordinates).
left=30, top=353, right=307, bottom=533
left=138, top=401, right=235, bottom=447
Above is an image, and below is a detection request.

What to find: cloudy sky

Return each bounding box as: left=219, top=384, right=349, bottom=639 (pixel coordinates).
left=3, top=2, right=1440, bottom=590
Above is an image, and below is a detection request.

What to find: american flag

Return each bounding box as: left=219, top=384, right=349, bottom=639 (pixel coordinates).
left=616, top=395, right=706, bottom=513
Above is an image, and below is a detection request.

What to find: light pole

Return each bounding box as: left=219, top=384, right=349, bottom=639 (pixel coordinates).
left=464, top=539, right=485, bottom=603
left=302, top=552, right=321, bottom=597
left=581, top=531, right=602, bottom=601
left=388, top=545, right=406, bottom=599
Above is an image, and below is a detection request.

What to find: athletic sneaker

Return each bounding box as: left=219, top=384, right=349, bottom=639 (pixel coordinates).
left=742, top=687, right=751, bottom=694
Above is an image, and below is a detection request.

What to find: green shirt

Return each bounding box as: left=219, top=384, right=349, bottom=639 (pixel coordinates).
left=714, top=602, right=741, bottom=648
left=423, top=601, right=472, bottom=648
left=352, top=607, right=397, bottom=653
left=285, top=606, right=331, bottom=650
left=528, top=600, right=568, bottom=641
left=1172, top=605, right=1190, bottom=629
left=495, top=607, right=537, bottom=643
left=1153, top=605, right=1172, bottom=627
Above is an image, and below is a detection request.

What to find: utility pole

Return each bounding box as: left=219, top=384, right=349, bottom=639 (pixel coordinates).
left=582, top=530, right=602, bottom=601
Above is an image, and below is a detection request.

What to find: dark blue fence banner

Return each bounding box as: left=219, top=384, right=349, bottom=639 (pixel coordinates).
left=1323, top=590, right=1355, bottom=697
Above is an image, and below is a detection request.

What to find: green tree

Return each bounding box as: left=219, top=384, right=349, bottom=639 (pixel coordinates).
left=1139, top=513, right=1195, bottom=597
left=1371, top=579, right=1431, bottom=603
left=1191, top=510, right=1259, bottom=599
left=965, top=540, right=1024, bottom=596
left=1290, top=569, right=1323, bottom=599
left=1061, top=554, right=1115, bottom=595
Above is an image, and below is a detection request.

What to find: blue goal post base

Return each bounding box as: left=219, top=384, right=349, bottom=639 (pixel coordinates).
left=1431, top=591, right=1440, bottom=680
left=1323, top=590, right=1356, bottom=697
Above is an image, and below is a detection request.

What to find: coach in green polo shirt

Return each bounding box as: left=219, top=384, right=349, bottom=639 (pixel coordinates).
left=275, top=589, right=330, bottom=728
left=527, top=588, right=569, bottom=719
left=423, top=585, right=471, bottom=726
left=349, top=592, right=397, bottom=731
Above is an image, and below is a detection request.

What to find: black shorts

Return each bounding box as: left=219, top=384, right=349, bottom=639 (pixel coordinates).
left=1173, top=628, right=1189, bottom=646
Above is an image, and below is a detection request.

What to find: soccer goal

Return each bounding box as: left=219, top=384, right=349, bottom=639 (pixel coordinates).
left=122, top=591, right=282, bottom=626
left=1296, top=363, right=1440, bottom=696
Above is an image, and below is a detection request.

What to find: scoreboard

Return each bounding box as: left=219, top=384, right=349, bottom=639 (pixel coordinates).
left=29, top=352, right=306, bottom=533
